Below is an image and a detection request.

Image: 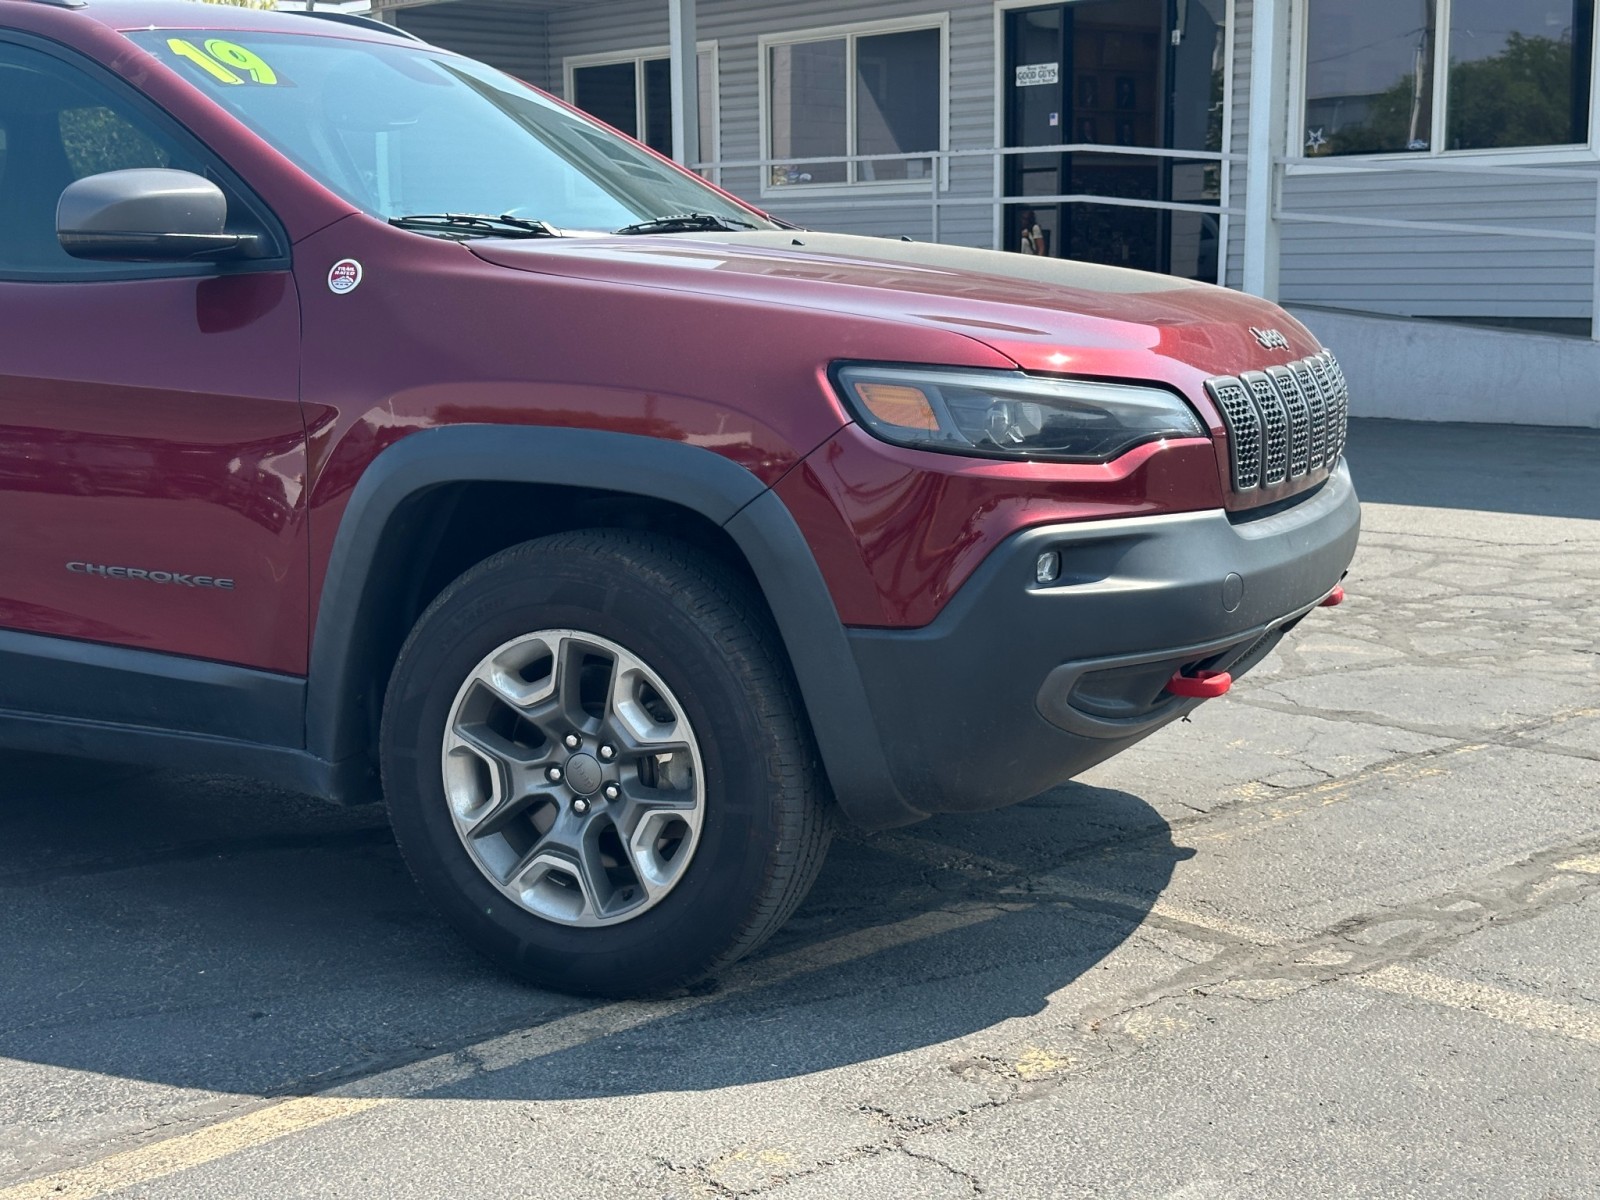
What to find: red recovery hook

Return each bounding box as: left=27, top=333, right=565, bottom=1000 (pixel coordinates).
left=1165, top=669, right=1233, bottom=699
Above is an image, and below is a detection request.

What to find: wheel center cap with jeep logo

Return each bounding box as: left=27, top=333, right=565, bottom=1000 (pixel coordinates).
left=564, top=752, right=604, bottom=795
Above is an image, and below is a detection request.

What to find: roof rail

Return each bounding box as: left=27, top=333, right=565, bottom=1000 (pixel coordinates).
left=289, top=10, right=423, bottom=41
left=29, top=0, right=90, bottom=9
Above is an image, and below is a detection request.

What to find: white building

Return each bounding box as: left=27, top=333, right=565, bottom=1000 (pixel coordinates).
left=375, top=0, right=1600, bottom=427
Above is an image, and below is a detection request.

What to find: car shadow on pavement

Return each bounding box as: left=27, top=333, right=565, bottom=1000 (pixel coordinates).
left=1346, top=418, right=1600, bottom=520
left=0, top=750, right=1186, bottom=1104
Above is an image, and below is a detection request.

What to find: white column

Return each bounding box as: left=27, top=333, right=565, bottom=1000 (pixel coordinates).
left=668, top=0, right=700, bottom=167
left=1242, top=0, right=1289, bottom=299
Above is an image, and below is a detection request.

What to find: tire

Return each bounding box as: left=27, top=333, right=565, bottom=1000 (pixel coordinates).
left=380, top=529, right=832, bottom=997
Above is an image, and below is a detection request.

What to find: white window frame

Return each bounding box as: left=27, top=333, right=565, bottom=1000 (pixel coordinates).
left=757, top=14, right=951, bottom=200
left=562, top=42, right=721, bottom=178
left=1287, top=0, right=1600, bottom=171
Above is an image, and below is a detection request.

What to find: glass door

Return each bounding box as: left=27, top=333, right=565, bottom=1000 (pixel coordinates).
left=1004, top=0, right=1227, bottom=279
left=1006, top=4, right=1068, bottom=260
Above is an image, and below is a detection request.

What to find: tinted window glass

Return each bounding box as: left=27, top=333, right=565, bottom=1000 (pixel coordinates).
left=1304, top=0, right=1437, bottom=155
left=643, top=56, right=671, bottom=154
left=570, top=53, right=715, bottom=162
left=59, top=106, right=172, bottom=177
left=1171, top=0, right=1228, bottom=154
left=855, top=28, right=939, bottom=181
left=767, top=27, right=941, bottom=187
left=1447, top=0, right=1594, bottom=149
left=1304, top=0, right=1594, bottom=155
left=0, top=44, right=202, bottom=275
left=572, top=60, right=637, bottom=138
left=768, top=39, right=848, bottom=184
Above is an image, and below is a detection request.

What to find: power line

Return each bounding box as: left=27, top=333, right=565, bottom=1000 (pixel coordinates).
left=1307, top=27, right=1425, bottom=67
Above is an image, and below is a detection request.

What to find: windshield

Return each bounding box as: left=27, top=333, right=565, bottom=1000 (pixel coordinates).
left=127, top=29, right=772, bottom=235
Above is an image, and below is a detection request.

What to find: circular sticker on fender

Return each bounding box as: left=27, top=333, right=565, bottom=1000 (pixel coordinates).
left=327, top=259, right=363, bottom=295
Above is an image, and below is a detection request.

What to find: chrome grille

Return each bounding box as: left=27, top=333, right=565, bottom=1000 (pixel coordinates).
left=1266, top=366, right=1311, bottom=477
left=1205, top=378, right=1261, bottom=489
left=1244, top=372, right=1289, bottom=485
left=1206, top=350, right=1350, bottom=493
left=1326, top=355, right=1350, bottom=462
left=1288, top=358, right=1329, bottom=468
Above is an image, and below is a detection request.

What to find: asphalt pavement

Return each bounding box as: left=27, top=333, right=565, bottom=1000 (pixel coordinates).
left=1, top=418, right=1597, bottom=1199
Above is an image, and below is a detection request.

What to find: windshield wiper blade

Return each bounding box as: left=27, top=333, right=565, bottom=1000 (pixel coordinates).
left=388, top=213, right=559, bottom=239
left=613, top=212, right=758, bottom=235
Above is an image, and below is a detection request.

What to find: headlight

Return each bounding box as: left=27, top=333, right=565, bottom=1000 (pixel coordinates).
left=833, top=364, right=1206, bottom=463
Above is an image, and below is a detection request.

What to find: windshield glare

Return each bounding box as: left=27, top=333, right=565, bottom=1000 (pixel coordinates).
left=128, top=29, right=771, bottom=234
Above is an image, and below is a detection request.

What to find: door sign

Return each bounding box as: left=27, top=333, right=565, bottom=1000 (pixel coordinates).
left=1015, top=63, right=1059, bottom=87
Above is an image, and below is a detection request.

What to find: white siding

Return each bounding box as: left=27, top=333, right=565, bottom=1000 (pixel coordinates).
left=1205, top=0, right=1596, bottom=328
left=546, top=0, right=1000, bottom=248
left=1277, top=167, right=1598, bottom=322
left=399, top=2, right=553, bottom=90
left=545, top=0, right=667, bottom=85
left=1224, top=0, right=1250, bottom=289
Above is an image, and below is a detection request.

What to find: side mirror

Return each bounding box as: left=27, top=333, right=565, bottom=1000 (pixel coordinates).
left=56, top=168, right=266, bottom=263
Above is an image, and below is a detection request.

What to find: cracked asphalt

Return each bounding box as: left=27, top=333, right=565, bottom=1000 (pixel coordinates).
left=2, top=418, right=1597, bottom=1199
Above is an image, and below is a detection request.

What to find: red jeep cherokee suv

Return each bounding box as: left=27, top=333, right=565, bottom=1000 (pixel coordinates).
left=0, top=0, right=1358, bottom=995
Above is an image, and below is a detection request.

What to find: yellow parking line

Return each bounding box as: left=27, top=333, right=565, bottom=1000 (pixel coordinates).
left=876, top=830, right=1600, bottom=1049
left=10, top=823, right=1595, bottom=1199
left=1354, top=964, right=1600, bottom=1046
left=871, top=831, right=1286, bottom=946
left=1144, top=901, right=1283, bottom=945
left=0, top=1098, right=385, bottom=1200
left=0, top=902, right=1018, bottom=1200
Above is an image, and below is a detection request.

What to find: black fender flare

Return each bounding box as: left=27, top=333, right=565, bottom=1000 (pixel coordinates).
left=306, top=425, right=925, bottom=830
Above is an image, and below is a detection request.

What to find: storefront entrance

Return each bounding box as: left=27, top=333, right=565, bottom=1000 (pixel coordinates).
left=1004, top=0, right=1227, bottom=279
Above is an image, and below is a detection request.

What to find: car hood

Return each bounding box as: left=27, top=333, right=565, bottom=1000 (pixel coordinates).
left=468, top=231, right=1321, bottom=390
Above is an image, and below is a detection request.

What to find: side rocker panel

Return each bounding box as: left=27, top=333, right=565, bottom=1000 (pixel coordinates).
left=0, top=628, right=303, bottom=744
left=0, top=627, right=331, bottom=795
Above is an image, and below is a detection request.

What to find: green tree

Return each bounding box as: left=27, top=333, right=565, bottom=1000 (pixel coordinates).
left=57, top=107, right=171, bottom=179
left=1447, top=32, right=1580, bottom=149
left=1328, top=32, right=1580, bottom=155
left=1322, top=75, right=1428, bottom=156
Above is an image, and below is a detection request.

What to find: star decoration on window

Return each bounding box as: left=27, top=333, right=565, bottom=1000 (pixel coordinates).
left=1306, top=127, right=1328, bottom=152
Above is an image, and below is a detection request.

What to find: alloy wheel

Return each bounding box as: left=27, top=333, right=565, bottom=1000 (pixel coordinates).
left=440, top=629, right=704, bottom=927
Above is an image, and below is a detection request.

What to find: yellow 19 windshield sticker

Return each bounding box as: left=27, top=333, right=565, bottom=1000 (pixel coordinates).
left=165, top=38, right=282, bottom=86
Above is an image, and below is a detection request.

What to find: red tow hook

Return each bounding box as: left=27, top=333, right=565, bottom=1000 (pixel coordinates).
left=1321, top=585, right=1346, bottom=607
left=1165, top=669, right=1233, bottom=699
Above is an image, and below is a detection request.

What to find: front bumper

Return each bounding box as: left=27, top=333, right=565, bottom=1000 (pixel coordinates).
left=839, top=462, right=1360, bottom=826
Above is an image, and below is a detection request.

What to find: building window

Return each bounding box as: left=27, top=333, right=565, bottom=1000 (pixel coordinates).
left=1302, top=0, right=1595, bottom=156
left=566, top=47, right=716, bottom=163
left=762, top=19, right=944, bottom=189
